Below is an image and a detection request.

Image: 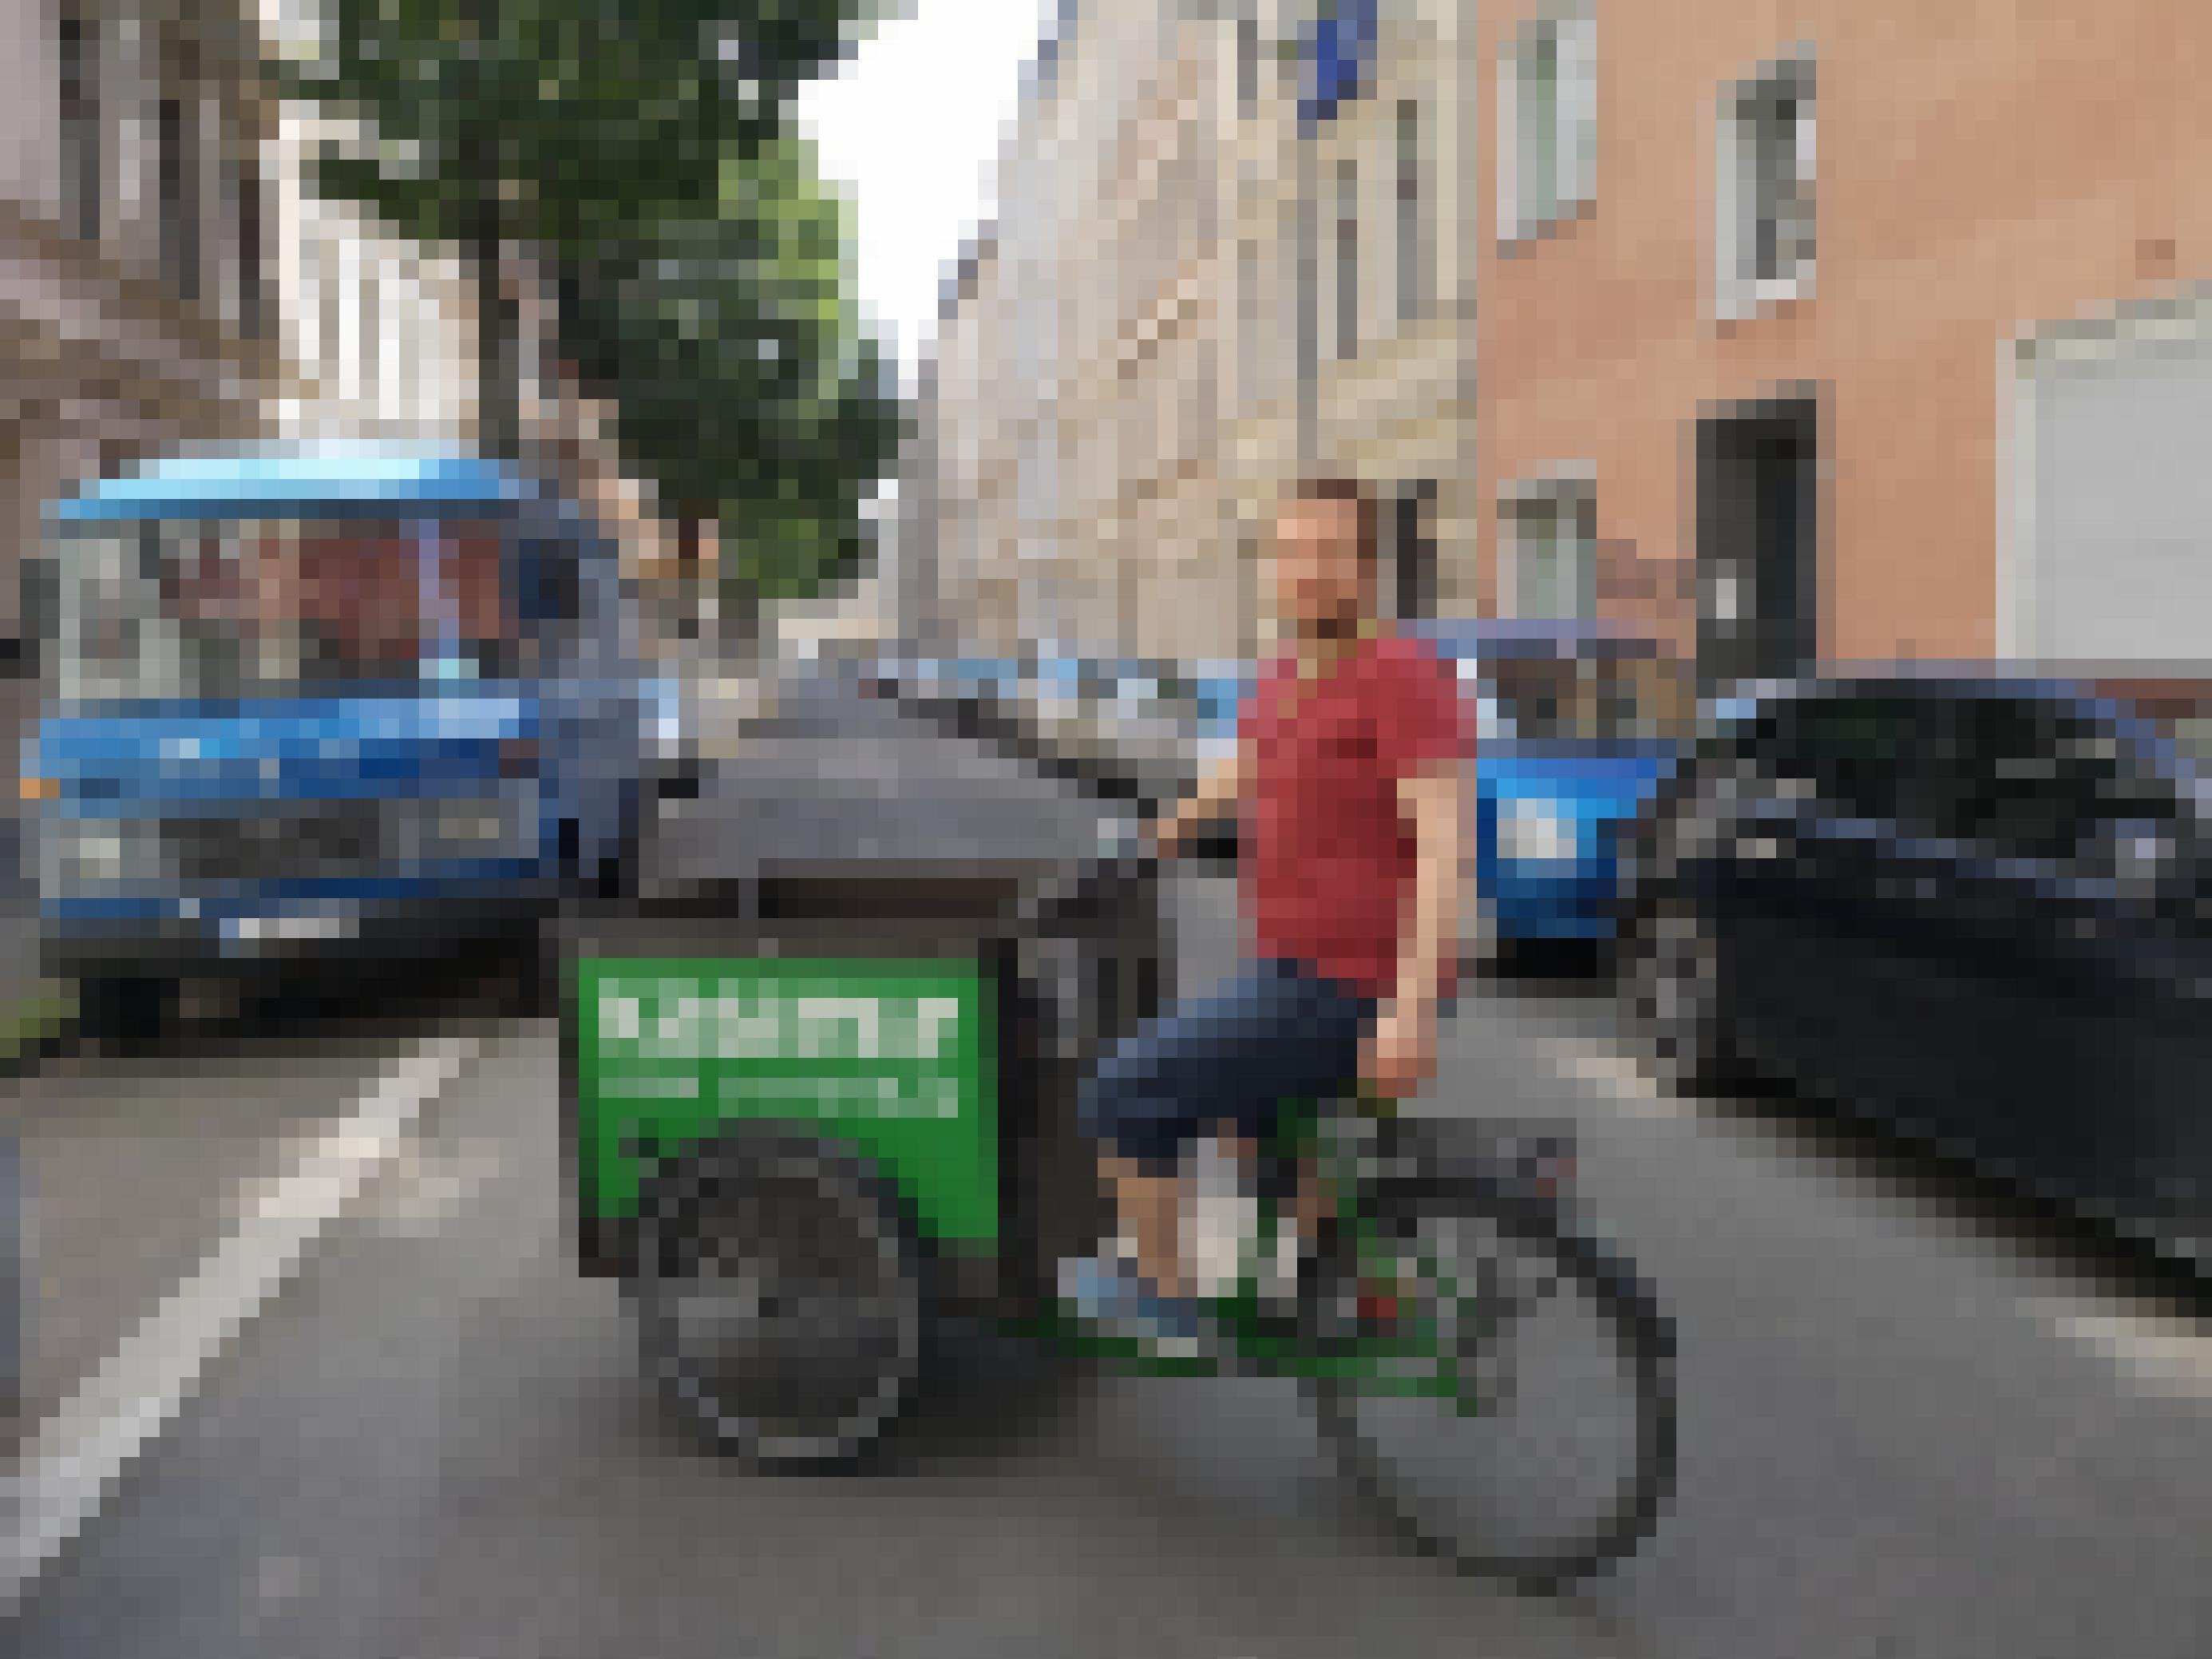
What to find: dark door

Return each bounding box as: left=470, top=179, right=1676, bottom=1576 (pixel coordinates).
left=1717, top=685, right=1950, bottom=1115
left=1922, top=695, right=2212, bottom=1232
left=1696, top=400, right=1817, bottom=693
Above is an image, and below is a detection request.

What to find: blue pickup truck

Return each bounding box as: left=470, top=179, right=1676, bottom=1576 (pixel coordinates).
left=19, top=443, right=655, bottom=1032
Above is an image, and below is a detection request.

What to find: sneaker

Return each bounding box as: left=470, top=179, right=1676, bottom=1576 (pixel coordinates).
left=1058, top=1252, right=1205, bottom=1357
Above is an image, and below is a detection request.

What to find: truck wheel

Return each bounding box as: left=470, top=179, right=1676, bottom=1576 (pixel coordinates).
left=631, top=1128, right=927, bottom=1470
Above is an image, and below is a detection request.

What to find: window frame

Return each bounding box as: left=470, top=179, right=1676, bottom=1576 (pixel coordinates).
left=1945, top=693, right=2182, bottom=867
left=1501, top=476, right=1597, bottom=623
left=1498, top=5, right=1597, bottom=248
left=1716, top=48, right=1817, bottom=320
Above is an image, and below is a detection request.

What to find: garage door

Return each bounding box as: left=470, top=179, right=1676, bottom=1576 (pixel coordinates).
left=2025, top=327, right=2212, bottom=666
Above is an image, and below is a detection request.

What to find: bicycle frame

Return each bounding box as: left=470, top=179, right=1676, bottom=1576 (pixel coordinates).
left=1012, top=1099, right=1500, bottom=1404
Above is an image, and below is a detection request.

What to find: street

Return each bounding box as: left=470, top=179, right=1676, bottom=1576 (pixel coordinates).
left=11, top=7, right=2212, bottom=1655
left=9, top=754, right=2212, bottom=1656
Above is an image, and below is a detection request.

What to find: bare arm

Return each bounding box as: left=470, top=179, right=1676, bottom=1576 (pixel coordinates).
left=1150, top=751, right=1244, bottom=860
left=1359, top=762, right=1464, bottom=1102
left=1390, top=764, right=1465, bottom=1031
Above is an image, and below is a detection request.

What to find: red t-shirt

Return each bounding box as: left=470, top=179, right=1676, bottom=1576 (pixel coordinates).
left=1239, top=631, right=1472, bottom=1002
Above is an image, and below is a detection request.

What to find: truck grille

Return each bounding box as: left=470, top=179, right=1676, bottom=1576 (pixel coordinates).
left=162, top=800, right=384, bottom=885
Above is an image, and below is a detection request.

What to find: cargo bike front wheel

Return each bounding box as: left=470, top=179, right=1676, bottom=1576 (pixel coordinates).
left=1301, top=1122, right=1676, bottom=1594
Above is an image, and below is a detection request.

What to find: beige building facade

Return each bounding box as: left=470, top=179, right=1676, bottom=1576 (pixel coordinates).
left=2, top=1, right=282, bottom=643
left=925, top=1, right=1482, bottom=666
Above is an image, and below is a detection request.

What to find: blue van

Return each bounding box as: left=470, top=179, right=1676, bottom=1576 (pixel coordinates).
left=20, top=443, right=651, bottom=1025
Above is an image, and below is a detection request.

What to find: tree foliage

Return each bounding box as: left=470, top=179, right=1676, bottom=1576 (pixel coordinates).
left=285, top=1, right=904, bottom=606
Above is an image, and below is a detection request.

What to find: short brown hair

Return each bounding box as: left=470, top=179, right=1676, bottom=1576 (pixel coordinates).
left=1285, top=476, right=1379, bottom=564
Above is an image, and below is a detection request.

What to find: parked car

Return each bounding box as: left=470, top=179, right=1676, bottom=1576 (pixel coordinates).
left=1403, top=620, right=1694, bottom=949
left=1619, top=671, right=2212, bottom=1265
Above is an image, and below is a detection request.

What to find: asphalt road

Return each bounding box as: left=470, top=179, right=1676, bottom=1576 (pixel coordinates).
left=10, top=846, right=2212, bottom=1656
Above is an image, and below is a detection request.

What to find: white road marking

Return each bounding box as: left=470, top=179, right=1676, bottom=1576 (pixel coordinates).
left=1527, top=1012, right=2212, bottom=1409
left=1541, top=1039, right=1688, bottom=1119
left=2, top=1031, right=479, bottom=1608
left=2035, top=1303, right=2212, bottom=1402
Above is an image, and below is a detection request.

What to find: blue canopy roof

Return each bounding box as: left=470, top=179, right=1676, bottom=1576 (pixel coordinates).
left=47, top=444, right=538, bottom=523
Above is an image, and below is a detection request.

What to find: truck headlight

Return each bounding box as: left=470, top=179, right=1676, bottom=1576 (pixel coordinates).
left=390, top=796, right=526, bottom=862
left=1498, top=801, right=1578, bottom=865
left=53, top=819, right=165, bottom=889
left=433, top=801, right=508, bottom=845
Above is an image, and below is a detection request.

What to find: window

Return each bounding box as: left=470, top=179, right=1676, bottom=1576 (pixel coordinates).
left=1946, top=696, right=2174, bottom=864
left=1387, top=481, right=1436, bottom=620
left=157, top=95, right=200, bottom=303
left=1763, top=690, right=1931, bottom=828
left=1334, top=157, right=1359, bottom=360
left=1505, top=484, right=1596, bottom=621
left=56, top=517, right=534, bottom=703
left=1237, top=239, right=1259, bottom=408
left=1480, top=649, right=1696, bottom=746
left=1395, top=98, right=1425, bottom=323
left=1719, top=51, right=1815, bottom=318
left=237, top=155, right=267, bottom=339
left=57, top=4, right=100, bottom=245
left=1499, top=6, right=1597, bottom=244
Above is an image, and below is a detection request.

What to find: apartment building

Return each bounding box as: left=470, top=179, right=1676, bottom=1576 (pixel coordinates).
left=1287, top=0, right=1480, bottom=628
left=929, top=231, right=1015, bottom=647
left=1475, top=1, right=2212, bottom=685
left=932, top=1, right=1253, bottom=662
left=923, top=1, right=1483, bottom=663
left=2, top=1, right=281, bottom=645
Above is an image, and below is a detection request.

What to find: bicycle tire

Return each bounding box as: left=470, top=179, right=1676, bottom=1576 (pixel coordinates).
left=1305, top=1190, right=1676, bottom=1594
left=632, top=1126, right=928, bottom=1471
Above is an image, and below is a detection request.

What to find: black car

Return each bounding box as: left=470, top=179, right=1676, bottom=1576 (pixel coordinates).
left=1619, top=672, right=2212, bottom=1265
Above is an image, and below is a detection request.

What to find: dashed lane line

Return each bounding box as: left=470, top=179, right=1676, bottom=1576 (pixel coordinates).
left=1530, top=1028, right=2212, bottom=1408
left=2034, top=1303, right=2212, bottom=1403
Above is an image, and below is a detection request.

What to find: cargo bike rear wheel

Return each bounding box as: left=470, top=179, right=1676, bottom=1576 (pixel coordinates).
left=631, top=1127, right=928, bottom=1469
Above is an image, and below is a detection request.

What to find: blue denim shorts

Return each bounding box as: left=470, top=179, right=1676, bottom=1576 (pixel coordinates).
left=1076, top=957, right=1375, bottom=1174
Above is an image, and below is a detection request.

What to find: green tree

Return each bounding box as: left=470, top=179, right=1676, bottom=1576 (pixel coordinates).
left=559, top=143, right=904, bottom=617
left=285, top=1, right=903, bottom=610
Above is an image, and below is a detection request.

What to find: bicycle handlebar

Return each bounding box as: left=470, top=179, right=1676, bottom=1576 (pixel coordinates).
left=1016, top=844, right=1164, bottom=933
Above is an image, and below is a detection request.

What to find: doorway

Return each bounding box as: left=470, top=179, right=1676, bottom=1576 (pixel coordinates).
left=1695, top=397, right=1818, bottom=690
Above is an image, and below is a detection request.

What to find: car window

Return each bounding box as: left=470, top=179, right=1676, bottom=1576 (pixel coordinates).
left=1947, top=696, right=2176, bottom=863
left=1476, top=650, right=1695, bottom=745
left=1761, top=689, right=1945, bottom=830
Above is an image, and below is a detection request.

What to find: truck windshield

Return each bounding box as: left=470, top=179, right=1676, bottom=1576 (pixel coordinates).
left=1478, top=650, right=1696, bottom=745
left=54, top=515, right=544, bottom=701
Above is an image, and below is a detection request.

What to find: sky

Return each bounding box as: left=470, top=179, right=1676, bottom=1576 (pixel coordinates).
left=796, top=0, right=1054, bottom=396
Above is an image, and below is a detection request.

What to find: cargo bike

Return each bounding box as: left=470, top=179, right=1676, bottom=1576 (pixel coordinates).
left=557, top=732, right=1675, bottom=1594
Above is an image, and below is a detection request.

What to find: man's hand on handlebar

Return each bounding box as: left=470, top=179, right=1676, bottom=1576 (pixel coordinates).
left=1147, top=750, right=1242, bottom=864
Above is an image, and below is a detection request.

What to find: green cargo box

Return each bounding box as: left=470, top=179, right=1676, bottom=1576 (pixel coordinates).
left=554, top=688, right=1168, bottom=1313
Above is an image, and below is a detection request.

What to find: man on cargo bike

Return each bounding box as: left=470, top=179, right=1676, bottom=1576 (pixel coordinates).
left=564, top=480, right=1674, bottom=1593
left=1062, top=477, right=1471, bottom=1348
